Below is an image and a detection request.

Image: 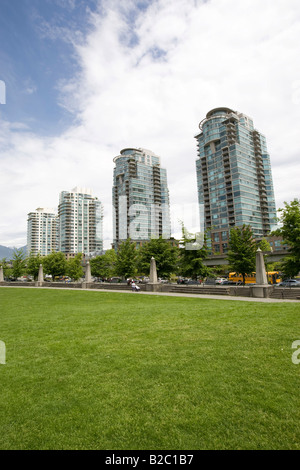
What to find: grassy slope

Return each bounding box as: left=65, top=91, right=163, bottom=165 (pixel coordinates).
left=0, top=287, right=299, bottom=450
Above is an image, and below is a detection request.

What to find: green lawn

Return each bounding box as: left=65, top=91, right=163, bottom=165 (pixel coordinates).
left=0, top=287, right=299, bottom=450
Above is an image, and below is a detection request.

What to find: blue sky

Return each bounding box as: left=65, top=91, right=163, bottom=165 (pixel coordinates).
left=0, top=0, right=98, bottom=134
left=0, top=0, right=300, bottom=249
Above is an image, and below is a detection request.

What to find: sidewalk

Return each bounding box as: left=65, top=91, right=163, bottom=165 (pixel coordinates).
left=93, top=288, right=300, bottom=302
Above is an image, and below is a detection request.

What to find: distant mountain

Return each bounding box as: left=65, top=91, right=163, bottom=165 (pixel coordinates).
left=0, top=245, right=27, bottom=260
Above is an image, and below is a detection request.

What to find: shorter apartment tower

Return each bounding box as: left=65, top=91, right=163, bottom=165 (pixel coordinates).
left=58, top=187, right=103, bottom=257
left=27, top=208, right=58, bottom=256
left=113, top=148, right=171, bottom=247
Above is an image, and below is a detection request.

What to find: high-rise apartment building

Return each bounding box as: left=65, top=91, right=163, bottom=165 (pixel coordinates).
left=58, top=187, right=103, bottom=256
left=112, top=148, right=171, bottom=247
left=195, top=107, right=277, bottom=254
left=27, top=208, right=58, bottom=256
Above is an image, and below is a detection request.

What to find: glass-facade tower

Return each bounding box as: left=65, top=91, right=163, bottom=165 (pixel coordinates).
left=58, top=187, right=103, bottom=256
left=113, top=148, right=171, bottom=247
left=195, top=108, right=277, bottom=254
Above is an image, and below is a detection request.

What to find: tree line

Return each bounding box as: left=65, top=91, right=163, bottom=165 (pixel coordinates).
left=0, top=228, right=211, bottom=282
left=1, top=251, right=85, bottom=281
left=1, top=199, right=299, bottom=283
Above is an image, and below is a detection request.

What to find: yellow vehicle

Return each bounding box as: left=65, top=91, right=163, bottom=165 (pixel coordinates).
left=228, top=271, right=281, bottom=285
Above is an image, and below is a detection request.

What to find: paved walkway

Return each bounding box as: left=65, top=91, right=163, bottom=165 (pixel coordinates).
left=86, top=288, right=300, bottom=302
left=1, top=284, right=299, bottom=302
left=124, top=290, right=299, bottom=302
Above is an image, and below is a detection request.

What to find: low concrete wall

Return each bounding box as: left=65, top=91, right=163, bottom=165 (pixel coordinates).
left=228, top=285, right=274, bottom=298
left=45, top=282, right=82, bottom=288
left=84, top=282, right=142, bottom=291
left=270, top=287, right=300, bottom=300
left=0, top=281, right=37, bottom=287
left=0, top=281, right=83, bottom=288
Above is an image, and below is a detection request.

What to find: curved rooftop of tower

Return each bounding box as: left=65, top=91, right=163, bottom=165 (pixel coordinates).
left=114, top=147, right=160, bottom=163
left=206, top=107, right=235, bottom=118
left=198, top=107, right=237, bottom=130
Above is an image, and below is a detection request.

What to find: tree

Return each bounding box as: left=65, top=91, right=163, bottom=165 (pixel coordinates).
left=66, top=253, right=84, bottom=281
left=26, top=251, right=43, bottom=280
left=227, top=225, right=257, bottom=285
left=43, top=252, right=67, bottom=281
left=178, top=226, right=210, bottom=280
left=11, top=248, right=26, bottom=279
left=115, top=239, right=137, bottom=279
left=137, top=237, right=179, bottom=279
left=258, top=238, right=272, bottom=274
left=90, top=249, right=117, bottom=279
left=258, top=238, right=271, bottom=252
left=272, top=199, right=300, bottom=278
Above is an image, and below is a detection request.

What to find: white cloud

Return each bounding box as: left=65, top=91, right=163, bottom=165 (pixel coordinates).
left=1, top=0, right=300, bottom=248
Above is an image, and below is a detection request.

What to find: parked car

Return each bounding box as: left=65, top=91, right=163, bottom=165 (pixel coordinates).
left=177, top=278, right=200, bottom=285
left=109, top=277, right=122, bottom=283
left=276, top=279, right=300, bottom=287
left=138, top=277, right=149, bottom=284
left=177, top=278, right=189, bottom=284
left=204, top=278, right=217, bottom=285
left=215, top=278, right=228, bottom=285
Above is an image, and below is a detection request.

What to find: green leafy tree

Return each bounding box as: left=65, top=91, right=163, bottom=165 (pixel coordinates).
left=26, top=251, right=43, bottom=280
left=90, top=256, right=105, bottom=279
left=227, top=225, right=257, bottom=285
left=272, top=199, right=300, bottom=278
left=137, top=237, right=179, bottom=279
left=11, top=248, right=26, bottom=279
left=258, top=238, right=272, bottom=273
left=90, top=249, right=117, bottom=279
left=179, top=226, right=211, bottom=280
left=66, top=253, right=84, bottom=281
left=115, top=239, right=137, bottom=279
left=43, top=252, right=67, bottom=281
left=258, top=238, right=271, bottom=252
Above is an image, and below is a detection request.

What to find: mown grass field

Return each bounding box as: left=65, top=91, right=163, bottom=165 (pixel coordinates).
left=0, top=287, right=299, bottom=450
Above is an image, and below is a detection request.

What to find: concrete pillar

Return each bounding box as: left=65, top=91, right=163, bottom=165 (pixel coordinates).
left=149, top=257, right=158, bottom=284
left=36, top=264, right=44, bottom=287
left=255, top=248, right=268, bottom=285
left=252, top=248, right=270, bottom=298
left=146, top=257, right=162, bottom=292
left=85, top=261, right=92, bottom=283
left=82, top=261, right=92, bottom=289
